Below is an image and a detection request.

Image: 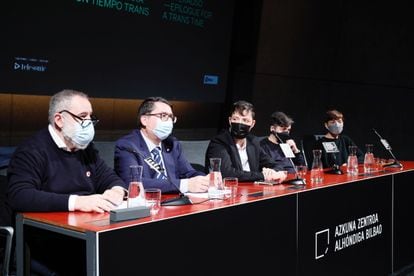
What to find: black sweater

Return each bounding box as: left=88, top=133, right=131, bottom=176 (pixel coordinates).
left=7, top=128, right=125, bottom=212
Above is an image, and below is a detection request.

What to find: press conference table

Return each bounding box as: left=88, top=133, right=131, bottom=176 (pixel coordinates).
left=16, top=161, right=414, bottom=275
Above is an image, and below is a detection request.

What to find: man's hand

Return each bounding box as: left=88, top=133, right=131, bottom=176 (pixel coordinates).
left=103, top=187, right=125, bottom=205
left=187, top=175, right=210, bottom=193
left=262, top=168, right=288, bottom=183
left=74, top=194, right=118, bottom=213
left=286, top=139, right=300, bottom=154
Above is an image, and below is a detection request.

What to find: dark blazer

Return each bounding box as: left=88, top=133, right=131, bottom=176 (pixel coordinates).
left=114, top=130, right=204, bottom=193
left=204, top=130, right=282, bottom=182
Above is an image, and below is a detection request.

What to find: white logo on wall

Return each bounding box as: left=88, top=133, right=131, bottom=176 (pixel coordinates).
left=315, top=228, right=329, bottom=259
left=314, top=213, right=382, bottom=259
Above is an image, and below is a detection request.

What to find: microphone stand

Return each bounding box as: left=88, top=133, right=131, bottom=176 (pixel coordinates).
left=273, top=133, right=306, bottom=185
left=283, top=159, right=306, bottom=185
left=160, top=194, right=192, bottom=206
left=325, top=153, right=343, bottom=175
left=300, top=139, right=309, bottom=170
left=372, top=129, right=403, bottom=168
left=122, top=147, right=192, bottom=206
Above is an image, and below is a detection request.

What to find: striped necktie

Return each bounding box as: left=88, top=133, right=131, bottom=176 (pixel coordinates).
left=151, top=147, right=166, bottom=179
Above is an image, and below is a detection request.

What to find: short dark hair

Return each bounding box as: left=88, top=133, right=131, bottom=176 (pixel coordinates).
left=325, top=109, right=344, bottom=123
left=230, top=100, right=255, bottom=119
left=137, top=97, right=172, bottom=129
left=270, top=111, right=294, bottom=127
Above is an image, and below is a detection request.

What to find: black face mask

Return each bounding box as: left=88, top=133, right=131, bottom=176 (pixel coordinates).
left=273, top=131, right=290, bottom=143
left=230, top=122, right=250, bottom=139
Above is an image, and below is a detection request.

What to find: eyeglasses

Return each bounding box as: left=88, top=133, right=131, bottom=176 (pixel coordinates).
left=146, top=113, right=177, bottom=123
left=59, top=110, right=99, bottom=128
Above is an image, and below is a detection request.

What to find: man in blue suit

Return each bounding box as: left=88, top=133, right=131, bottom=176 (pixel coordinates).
left=114, top=97, right=209, bottom=194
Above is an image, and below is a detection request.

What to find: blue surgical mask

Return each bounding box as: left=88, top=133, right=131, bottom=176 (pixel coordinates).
left=72, top=123, right=95, bottom=148
left=62, top=121, right=95, bottom=149
left=153, top=120, right=173, bottom=140
left=327, top=122, right=343, bottom=135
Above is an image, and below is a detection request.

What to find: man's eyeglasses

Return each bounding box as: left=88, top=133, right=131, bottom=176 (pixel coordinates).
left=146, top=113, right=177, bottom=123
left=59, top=110, right=99, bottom=128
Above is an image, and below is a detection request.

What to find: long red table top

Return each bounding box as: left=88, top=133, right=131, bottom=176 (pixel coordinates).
left=20, top=161, right=414, bottom=233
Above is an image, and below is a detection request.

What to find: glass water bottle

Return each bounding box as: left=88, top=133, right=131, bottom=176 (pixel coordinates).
left=310, top=149, right=324, bottom=184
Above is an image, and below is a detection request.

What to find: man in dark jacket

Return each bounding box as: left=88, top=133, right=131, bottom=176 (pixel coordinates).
left=205, top=100, right=287, bottom=183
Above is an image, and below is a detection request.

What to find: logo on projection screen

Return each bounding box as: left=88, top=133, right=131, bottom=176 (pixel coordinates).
left=13, top=56, right=48, bottom=72
left=203, top=74, right=219, bottom=85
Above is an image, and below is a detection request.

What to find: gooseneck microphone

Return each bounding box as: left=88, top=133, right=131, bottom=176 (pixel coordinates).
left=372, top=129, right=403, bottom=168
left=121, top=147, right=192, bottom=206
left=273, top=133, right=306, bottom=185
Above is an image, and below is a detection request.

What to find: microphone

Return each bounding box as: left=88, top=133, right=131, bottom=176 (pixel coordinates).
left=273, top=133, right=306, bottom=185
left=372, top=129, right=403, bottom=168
left=300, top=139, right=309, bottom=170
left=321, top=142, right=343, bottom=175
left=121, top=147, right=192, bottom=206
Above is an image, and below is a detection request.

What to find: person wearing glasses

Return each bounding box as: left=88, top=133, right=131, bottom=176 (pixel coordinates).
left=114, top=96, right=209, bottom=193
left=204, top=100, right=287, bottom=183
left=7, top=89, right=126, bottom=213
left=6, top=89, right=127, bottom=275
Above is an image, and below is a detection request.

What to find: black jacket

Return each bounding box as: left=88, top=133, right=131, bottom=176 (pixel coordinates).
left=204, top=130, right=282, bottom=182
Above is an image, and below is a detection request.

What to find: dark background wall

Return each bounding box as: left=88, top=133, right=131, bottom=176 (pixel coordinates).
left=1, top=0, right=413, bottom=161
left=229, top=0, right=414, bottom=161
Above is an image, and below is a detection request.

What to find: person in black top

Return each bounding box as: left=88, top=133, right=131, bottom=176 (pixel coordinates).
left=260, top=111, right=306, bottom=173
left=6, top=89, right=127, bottom=275
left=314, top=109, right=364, bottom=168
left=7, top=89, right=126, bottom=213
left=205, top=100, right=287, bottom=183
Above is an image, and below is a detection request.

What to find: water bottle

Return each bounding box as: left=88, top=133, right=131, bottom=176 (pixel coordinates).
left=127, top=165, right=145, bottom=207
left=346, top=145, right=359, bottom=176
left=208, top=158, right=224, bottom=199
left=310, top=149, right=324, bottom=184
left=364, top=144, right=375, bottom=174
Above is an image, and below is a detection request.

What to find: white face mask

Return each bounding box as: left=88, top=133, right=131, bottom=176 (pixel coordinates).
left=153, top=120, right=173, bottom=140
left=62, top=120, right=95, bottom=149
left=326, top=122, right=343, bottom=135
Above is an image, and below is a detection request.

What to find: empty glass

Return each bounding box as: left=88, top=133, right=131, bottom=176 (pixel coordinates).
left=145, top=188, right=161, bottom=215
left=223, top=177, right=238, bottom=198
left=296, top=165, right=308, bottom=179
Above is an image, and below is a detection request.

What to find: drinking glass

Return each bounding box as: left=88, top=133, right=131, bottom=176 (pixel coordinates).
left=223, top=177, right=238, bottom=198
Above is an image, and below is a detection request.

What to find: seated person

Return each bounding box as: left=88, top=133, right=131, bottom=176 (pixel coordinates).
left=6, top=89, right=126, bottom=275
left=7, top=89, right=126, bottom=213
left=314, top=109, right=364, bottom=168
left=205, top=100, right=287, bottom=183
left=114, top=97, right=209, bottom=194
left=260, top=111, right=306, bottom=173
